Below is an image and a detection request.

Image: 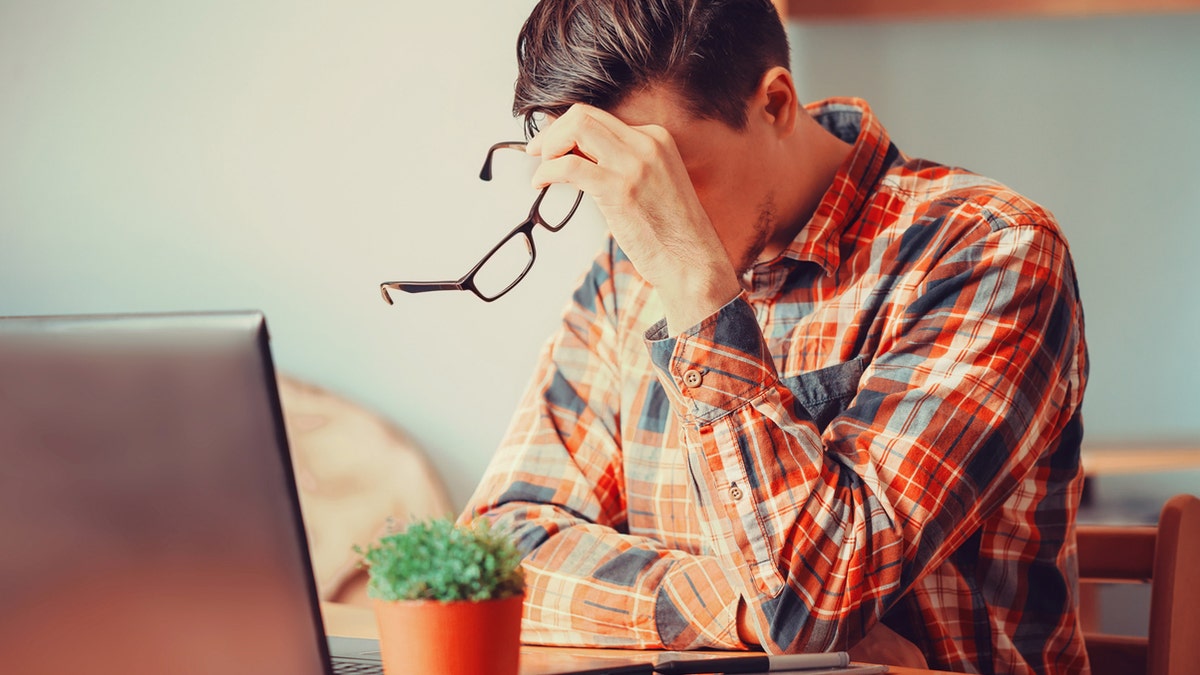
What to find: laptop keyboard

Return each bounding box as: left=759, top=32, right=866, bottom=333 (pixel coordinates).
left=331, top=659, right=383, bottom=674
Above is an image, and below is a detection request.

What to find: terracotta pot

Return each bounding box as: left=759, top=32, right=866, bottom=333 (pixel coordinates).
left=373, top=594, right=523, bottom=675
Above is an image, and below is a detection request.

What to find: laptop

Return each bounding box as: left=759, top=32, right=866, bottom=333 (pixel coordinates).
left=0, top=310, right=661, bottom=675
left=0, top=311, right=384, bottom=674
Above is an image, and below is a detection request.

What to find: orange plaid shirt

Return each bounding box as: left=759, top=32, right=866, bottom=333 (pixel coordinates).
left=463, top=98, right=1090, bottom=674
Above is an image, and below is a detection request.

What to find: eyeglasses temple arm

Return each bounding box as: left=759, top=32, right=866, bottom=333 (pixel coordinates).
left=479, top=141, right=529, bottom=181
left=379, top=280, right=467, bottom=305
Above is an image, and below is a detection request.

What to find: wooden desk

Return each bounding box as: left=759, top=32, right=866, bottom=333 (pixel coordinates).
left=1082, top=444, right=1200, bottom=476
left=320, top=602, right=958, bottom=675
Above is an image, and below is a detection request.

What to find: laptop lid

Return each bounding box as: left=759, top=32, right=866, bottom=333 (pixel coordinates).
left=0, top=311, right=333, bottom=675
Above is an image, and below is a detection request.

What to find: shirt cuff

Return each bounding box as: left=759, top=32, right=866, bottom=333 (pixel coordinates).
left=654, top=556, right=746, bottom=650
left=645, top=294, right=776, bottom=425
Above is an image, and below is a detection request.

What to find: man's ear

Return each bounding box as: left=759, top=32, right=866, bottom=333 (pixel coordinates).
left=753, top=66, right=798, bottom=137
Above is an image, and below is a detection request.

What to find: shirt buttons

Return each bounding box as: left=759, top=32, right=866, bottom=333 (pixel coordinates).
left=682, top=369, right=704, bottom=388
left=729, top=482, right=744, bottom=501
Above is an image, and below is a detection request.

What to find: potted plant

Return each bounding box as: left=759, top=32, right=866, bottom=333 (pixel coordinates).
left=358, top=516, right=525, bottom=675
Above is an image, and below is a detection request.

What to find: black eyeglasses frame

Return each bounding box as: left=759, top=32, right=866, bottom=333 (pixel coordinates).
left=379, top=141, right=584, bottom=304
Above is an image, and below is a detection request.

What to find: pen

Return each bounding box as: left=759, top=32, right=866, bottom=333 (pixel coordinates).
left=654, top=651, right=850, bottom=674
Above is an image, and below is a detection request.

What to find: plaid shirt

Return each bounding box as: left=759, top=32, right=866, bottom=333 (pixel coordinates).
left=463, top=98, right=1090, bottom=674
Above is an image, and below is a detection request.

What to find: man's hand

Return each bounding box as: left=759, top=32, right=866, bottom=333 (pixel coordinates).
left=528, top=104, right=742, bottom=334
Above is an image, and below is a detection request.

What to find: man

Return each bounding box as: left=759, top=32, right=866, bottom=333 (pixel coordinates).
left=462, top=1, right=1090, bottom=672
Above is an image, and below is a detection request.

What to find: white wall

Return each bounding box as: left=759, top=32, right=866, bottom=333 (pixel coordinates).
left=0, top=1, right=607, bottom=509
left=2, top=4, right=1196, bottom=510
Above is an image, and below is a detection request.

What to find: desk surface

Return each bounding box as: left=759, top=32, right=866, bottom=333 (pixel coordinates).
left=320, top=602, right=958, bottom=675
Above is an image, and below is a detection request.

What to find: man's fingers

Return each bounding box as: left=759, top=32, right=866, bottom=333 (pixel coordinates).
left=530, top=153, right=608, bottom=197
left=528, top=104, right=639, bottom=166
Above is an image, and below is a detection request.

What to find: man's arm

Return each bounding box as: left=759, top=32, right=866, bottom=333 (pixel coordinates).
left=644, top=203, right=1086, bottom=653
left=462, top=247, right=748, bottom=650
left=467, top=208, right=1083, bottom=656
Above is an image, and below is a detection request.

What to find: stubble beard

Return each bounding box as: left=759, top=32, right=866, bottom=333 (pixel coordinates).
left=735, top=194, right=776, bottom=278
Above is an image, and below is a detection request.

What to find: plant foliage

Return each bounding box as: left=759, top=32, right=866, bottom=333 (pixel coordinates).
left=358, top=517, right=525, bottom=603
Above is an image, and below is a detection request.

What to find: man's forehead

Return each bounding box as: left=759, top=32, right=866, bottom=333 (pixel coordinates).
left=535, top=86, right=733, bottom=171
left=537, top=85, right=694, bottom=130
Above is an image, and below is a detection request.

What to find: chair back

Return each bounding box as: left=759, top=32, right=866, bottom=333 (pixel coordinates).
left=1077, top=494, right=1200, bottom=675
left=277, top=374, right=454, bottom=604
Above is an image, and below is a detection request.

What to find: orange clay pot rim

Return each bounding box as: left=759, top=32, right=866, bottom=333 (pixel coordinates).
left=372, top=594, right=524, bottom=606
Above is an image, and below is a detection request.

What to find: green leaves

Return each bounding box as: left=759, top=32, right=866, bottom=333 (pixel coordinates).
left=358, top=517, right=525, bottom=603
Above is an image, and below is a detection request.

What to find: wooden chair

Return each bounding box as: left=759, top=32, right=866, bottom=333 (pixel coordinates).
left=1077, top=494, right=1200, bottom=675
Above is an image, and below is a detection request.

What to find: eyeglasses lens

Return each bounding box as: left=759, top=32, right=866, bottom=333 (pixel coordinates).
left=537, top=183, right=582, bottom=231
left=473, top=231, right=535, bottom=300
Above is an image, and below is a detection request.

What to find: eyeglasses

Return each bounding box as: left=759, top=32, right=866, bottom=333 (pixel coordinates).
left=379, top=141, right=584, bottom=304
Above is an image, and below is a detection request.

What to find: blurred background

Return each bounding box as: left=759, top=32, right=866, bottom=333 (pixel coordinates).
left=2, top=1, right=1197, bottom=515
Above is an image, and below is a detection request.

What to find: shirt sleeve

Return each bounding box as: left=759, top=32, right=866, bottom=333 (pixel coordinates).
left=460, top=247, right=747, bottom=650
left=644, top=202, right=1087, bottom=653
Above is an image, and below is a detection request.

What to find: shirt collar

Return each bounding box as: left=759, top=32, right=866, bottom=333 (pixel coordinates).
left=773, top=97, right=897, bottom=277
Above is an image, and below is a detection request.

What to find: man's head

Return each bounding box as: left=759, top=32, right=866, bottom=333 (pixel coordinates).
left=513, top=0, right=790, bottom=138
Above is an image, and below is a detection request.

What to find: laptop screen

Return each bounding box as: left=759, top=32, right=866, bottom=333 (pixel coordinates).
left=0, top=312, right=331, bottom=675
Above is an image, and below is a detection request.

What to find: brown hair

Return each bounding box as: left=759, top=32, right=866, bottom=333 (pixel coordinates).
left=513, top=0, right=790, bottom=137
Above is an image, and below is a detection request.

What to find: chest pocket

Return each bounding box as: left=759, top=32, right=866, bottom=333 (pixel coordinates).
left=779, top=355, right=867, bottom=433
